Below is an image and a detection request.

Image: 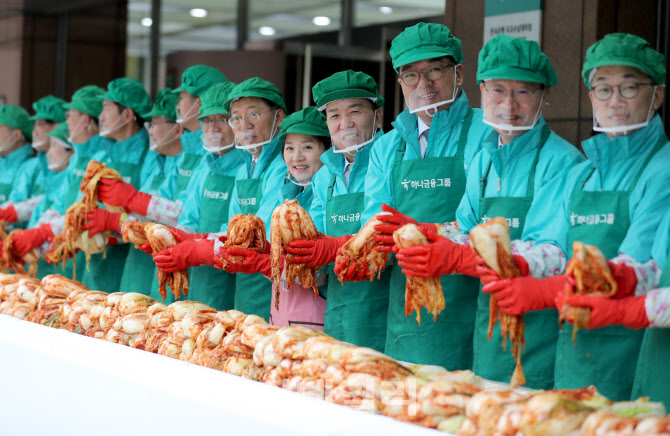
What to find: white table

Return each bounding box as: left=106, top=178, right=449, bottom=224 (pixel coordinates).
left=0, top=315, right=445, bottom=435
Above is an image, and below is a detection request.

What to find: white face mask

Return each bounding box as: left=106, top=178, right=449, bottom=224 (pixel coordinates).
left=201, top=131, right=235, bottom=153
left=67, top=116, right=88, bottom=143
left=99, top=113, right=128, bottom=137
left=31, top=138, right=47, bottom=150
left=0, top=136, right=17, bottom=154
left=592, top=85, right=658, bottom=136
left=176, top=99, right=199, bottom=124
left=149, top=124, right=179, bottom=152
left=47, top=139, right=73, bottom=171
left=285, top=170, right=312, bottom=187
left=331, top=117, right=378, bottom=156
left=406, top=68, right=459, bottom=118
left=482, top=90, right=545, bottom=136
left=234, top=110, right=278, bottom=154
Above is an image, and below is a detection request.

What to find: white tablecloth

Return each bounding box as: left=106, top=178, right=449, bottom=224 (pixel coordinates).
left=0, top=315, right=444, bottom=435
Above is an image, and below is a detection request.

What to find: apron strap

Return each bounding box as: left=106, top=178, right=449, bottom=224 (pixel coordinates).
left=480, top=125, right=550, bottom=198
left=393, top=137, right=407, bottom=165
left=480, top=159, right=493, bottom=198
left=525, top=126, right=551, bottom=197
left=628, top=133, right=668, bottom=191
left=456, top=107, right=475, bottom=160
left=326, top=173, right=337, bottom=202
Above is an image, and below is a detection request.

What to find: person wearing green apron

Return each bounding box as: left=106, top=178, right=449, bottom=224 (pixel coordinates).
left=150, top=81, right=245, bottom=308
left=0, top=105, right=37, bottom=219
left=84, top=87, right=182, bottom=294
left=481, top=34, right=670, bottom=399
left=555, top=209, right=670, bottom=409
left=45, top=85, right=110, bottom=280
left=79, top=77, right=155, bottom=293
left=0, top=96, right=66, bottom=226
left=397, top=35, right=585, bottom=388
left=237, top=106, right=330, bottom=327
left=358, top=23, right=491, bottom=369
left=281, top=71, right=389, bottom=350
left=29, top=123, right=75, bottom=278
left=222, top=77, right=287, bottom=319
left=150, top=78, right=288, bottom=320
left=162, top=65, right=229, bottom=201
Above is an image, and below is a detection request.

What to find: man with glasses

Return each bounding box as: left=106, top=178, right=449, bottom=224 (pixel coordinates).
left=149, top=82, right=247, bottom=309
left=479, top=33, right=670, bottom=399
left=394, top=34, right=584, bottom=388
left=149, top=78, right=287, bottom=319
left=81, top=87, right=185, bottom=293
left=347, top=23, right=491, bottom=369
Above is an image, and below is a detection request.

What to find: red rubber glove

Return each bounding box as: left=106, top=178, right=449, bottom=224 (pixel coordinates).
left=82, top=209, right=122, bottom=235
left=476, top=256, right=531, bottom=285
left=139, top=243, right=153, bottom=254
left=396, top=225, right=485, bottom=278
left=333, top=258, right=370, bottom=282
left=0, top=206, right=18, bottom=223
left=216, top=247, right=273, bottom=276
left=285, top=235, right=351, bottom=267
left=98, top=178, right=152, bottom=215
left=167, top=226, right=208, bottom=242
left=482, top=275, right=566, bottom=315
left=555, top=293, right=649, bottom=329
left=563, top=260, right=638, bottom=300
left=12, top=223, right=54, bottom=256
left=152, top=239, right=215, bottom=273
left=373, top=204, right=419, bottom=252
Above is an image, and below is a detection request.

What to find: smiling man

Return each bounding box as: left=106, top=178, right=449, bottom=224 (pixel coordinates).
left=348, top=23, right=492, bottom=369
left=479, top=33, right=670, bottom=399
left=394, top=34, right=585, bottom=389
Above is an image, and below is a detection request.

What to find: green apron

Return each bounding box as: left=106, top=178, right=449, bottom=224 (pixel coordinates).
left=555, top=134, right=667, bottom=400
left=174, top=153, right=204, bottom=198
left=472, top=128, right=554, bottom=389
left=385, top=108, right=479, bottom=369
left=119, top=174, right=165, bottom=295
left=323, top=173, right=391, bottom=352
left=187, top=173, right=237, bottom=310
left=80, top=157, right=145, bottom=293
left=232, top=177, right=270, bottom=319
left=631, top=250, right=670, bottom=408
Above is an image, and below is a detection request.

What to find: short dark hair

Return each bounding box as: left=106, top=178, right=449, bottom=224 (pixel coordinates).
left=114, top=101, right=145, bottom=126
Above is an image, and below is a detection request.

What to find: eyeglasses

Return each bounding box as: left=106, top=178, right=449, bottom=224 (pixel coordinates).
left=399, top=64, right=455, bottom=86
left=483, top=85, right=543, bottom=104
left=228, top=108, right=273, bottom=128
left=591, top=82, right=655, bottom=101
left=199, top=116, right=229, bottom=128
left=145, top=119, right=175, bottom=129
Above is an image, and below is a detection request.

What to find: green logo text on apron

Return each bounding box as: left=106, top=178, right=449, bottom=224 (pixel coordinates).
left=555, top=134, right=667, bottom=400
left=386, top=108, right=479, bottom=369
left=324, top=173, right=391, bottom=352
left=472, top=127, right=555, bottom=390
